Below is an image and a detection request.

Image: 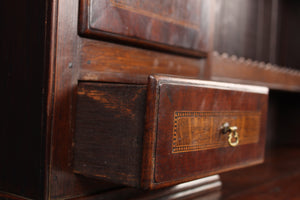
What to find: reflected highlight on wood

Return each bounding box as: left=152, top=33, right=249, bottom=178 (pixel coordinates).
left=79, top=0, right=215, bottom=56
left=109, top=0, right=201, bottom=30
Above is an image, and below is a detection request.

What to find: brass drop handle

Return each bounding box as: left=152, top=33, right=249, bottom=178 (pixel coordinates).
left=221, top=123, right=239, bottom=147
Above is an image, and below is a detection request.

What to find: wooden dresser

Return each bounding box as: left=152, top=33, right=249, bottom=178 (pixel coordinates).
left=1, top=0, right=299, bottom=199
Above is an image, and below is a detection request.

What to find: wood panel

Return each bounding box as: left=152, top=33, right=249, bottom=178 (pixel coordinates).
left=79, top=38, right=207, bottom=84
left=214, top=0, right=300, bottom=70
left=79, top=0, right=215, bottom=57
left=277, top=0, right=300, bottom=69
left=214, top=0, right=274, bottom=63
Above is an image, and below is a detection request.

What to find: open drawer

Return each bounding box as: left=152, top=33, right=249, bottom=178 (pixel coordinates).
left=73, top=75, right=268, bottom=189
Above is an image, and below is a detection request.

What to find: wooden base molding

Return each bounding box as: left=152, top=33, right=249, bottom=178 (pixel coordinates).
left=72, top=175, right=222, bottom=200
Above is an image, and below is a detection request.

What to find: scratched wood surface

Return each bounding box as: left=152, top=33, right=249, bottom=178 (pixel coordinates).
left=73, top=82, right=147, bottom=187
left=79, top=0, right=215, bottom=57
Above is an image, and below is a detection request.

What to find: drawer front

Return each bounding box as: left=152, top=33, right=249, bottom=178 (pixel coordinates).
left=79, top=0, right=214, bottom=57
left=143, top=75, right=268, bottom=188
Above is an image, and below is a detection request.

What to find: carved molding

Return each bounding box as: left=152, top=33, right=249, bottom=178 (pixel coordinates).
left=211, top=51, right=300, bottom=91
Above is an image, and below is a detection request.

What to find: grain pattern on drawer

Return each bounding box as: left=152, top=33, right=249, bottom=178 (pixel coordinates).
left=79, top=0, right=214, bottom=57
left=172, top=111, right=261, bottom=153
left=143, top=75, right=268, bottom=187
left=73, top=75, right=269, bottom=189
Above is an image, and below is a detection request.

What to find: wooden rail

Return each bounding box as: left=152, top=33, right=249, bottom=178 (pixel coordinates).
left=210, top=52, right=300, bottom=92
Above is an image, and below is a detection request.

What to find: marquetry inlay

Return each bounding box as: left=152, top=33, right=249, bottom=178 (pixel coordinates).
left=172, top=111, right=261, bottom=153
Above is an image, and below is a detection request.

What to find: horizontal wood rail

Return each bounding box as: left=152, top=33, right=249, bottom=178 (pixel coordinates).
left=210, top=52, right=300, bottom=92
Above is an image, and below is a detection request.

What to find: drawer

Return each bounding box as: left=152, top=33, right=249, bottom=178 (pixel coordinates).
left=73, top=75, right=268, bottom=189
left=78, top=0, right=214, bottom=57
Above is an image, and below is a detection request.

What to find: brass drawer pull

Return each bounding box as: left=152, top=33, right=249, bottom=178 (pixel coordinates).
left=221, top=123, right=239, bottom=147
left=228, top=126, right=239, bottom=147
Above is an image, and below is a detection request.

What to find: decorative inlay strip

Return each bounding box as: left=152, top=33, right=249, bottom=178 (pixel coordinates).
left=172, top=111, right=261, bottom=153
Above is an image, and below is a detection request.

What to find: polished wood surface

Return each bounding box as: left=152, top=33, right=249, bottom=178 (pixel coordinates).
left=143, top=75, right=268, bottom=189
left=79, top=0, right=215, bottom=57
left=172, top=111, right=261, bottom=153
